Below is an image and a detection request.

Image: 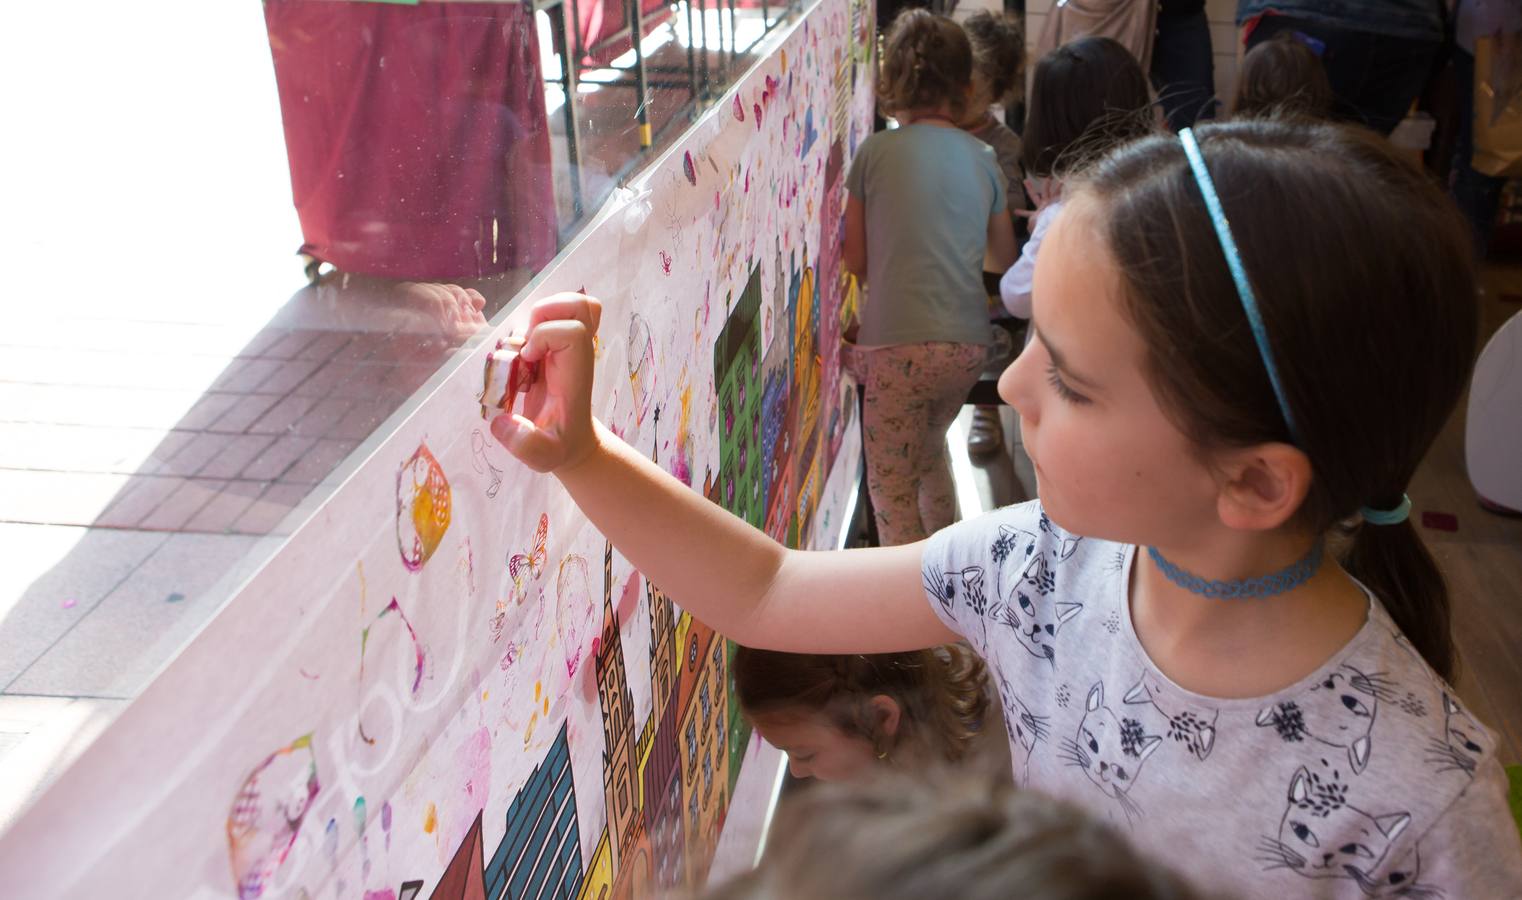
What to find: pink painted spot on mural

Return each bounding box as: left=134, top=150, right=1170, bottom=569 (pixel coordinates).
left=60, top=598, right=76, bottom=609
left=732, top=94, right=745, bottom=121
left=448, top=726, right=493, bottom=841
left=683, top=151, right=698, bottom=185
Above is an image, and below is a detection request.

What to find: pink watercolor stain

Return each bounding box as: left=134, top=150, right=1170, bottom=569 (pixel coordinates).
left=61, top=598, right=77, bottom=609
left=364, top=891, right=396, bottom=900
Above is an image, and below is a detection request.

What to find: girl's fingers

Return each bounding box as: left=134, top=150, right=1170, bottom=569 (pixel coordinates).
left=528, top=293, right=602, bottom=336
left=490, top=414, right=561, bottom=473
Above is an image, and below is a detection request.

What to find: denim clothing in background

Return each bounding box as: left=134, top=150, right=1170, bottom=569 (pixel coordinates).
left=1151, top=8, right=1218, bottom=130
left=1236, top=0, right=1443, bottom=42
left=1243, top=14, right=1439, bottom=135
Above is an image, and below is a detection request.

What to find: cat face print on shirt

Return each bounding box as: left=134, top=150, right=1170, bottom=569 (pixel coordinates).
left=1059, top=681, right=1162, bottom=824
left=1426, top=692, right=1484, bottom=778
left=1256, top=664, right=1395, bottom=775
left=1123, top=674, right=1218, bottom=762
left=1257, top=763, right=1428, bottom=897
left=923, top=565, right=989, bottom=618
left=994, top=666, right=1050, bottom=784
left=987, top=551, right=1082, bottom=667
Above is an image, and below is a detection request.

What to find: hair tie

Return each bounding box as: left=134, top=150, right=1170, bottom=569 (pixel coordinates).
left=1178, top=128, right=1300, bottom=444
left=1360, top=494, right=1411, bottom=526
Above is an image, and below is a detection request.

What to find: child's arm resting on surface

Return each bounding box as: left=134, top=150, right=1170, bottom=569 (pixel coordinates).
left=492, top=294, right=958, bottom=654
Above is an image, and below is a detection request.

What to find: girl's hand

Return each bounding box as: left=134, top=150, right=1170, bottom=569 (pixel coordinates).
left=490, top=294, right=603, bottom=474
left=1022, top=177, right=1062, bottom=216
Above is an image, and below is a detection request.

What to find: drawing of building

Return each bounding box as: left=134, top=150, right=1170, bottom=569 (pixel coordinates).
left=422, top=718, right=583, bottom=900
left=428, top=814, right=485, bottom=900
left=487, top=720, right=584, bottom=899
left=674, top=613, right=731, bottom=886
left=714, top=266, right=766, bottom=528
left=574, top=832, right=612, bottom=900
left=597, top=543, right=640, bottom=872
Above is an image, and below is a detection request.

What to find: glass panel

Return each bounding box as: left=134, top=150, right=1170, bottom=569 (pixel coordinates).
left=0, top=0, right=804, bottom=825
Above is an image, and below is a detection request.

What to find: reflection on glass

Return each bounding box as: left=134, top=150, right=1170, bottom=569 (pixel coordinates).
left=0, top=0, right=801, bottom=824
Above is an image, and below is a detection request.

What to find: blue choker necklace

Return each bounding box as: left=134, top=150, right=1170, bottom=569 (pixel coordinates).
left=1147, top=541, right=1324, bottom=600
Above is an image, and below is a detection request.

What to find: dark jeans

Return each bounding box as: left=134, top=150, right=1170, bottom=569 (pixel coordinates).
left=1451, top=49, right=1506, bottom=259
left=1246, top=15, right=1439, bottom=135
left=1152, top=10, right=1218, bottom=130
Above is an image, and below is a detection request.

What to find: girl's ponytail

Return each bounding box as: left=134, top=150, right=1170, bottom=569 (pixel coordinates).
left=1342, top=516, right=1455, bottom=681
left=877, top=9, right=973, bottom=120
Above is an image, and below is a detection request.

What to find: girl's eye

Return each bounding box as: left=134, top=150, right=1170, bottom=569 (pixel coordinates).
left=1046, top=362, right=1091, bottom=405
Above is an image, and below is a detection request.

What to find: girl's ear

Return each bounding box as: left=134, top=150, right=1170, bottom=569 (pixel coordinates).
left=868, top=694, right=903, bottom=741
left=1214, top=442, right=1312, bottom=532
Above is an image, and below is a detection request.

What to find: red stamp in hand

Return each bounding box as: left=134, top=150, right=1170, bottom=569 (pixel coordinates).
left=479, top=336, right=539, bottom=420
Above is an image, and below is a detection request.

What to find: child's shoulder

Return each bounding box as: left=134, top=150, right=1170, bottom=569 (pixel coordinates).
left=1251, top=603, right=1507, bottom=831
left=926, top=501, right=1126, bottom=584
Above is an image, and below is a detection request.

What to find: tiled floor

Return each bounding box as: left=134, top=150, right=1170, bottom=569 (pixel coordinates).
left=961, top=261, right=1522, bottom=767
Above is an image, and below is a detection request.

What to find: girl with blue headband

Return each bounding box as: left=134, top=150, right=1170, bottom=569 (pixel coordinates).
left=491, top=119, right=1522, bottom=896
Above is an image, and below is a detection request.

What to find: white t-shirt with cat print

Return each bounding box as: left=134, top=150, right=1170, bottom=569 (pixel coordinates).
left=922, top=500, right=1522, bottom=899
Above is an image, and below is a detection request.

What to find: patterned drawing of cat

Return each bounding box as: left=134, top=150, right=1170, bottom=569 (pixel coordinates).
left=923, top=565, right=988, bottom=618
left=1425, top=692, right=1483, bottom=778
left=990, top=524, right=1037, bottom=567
left=1123, top=675, right=1218, bottom=762
left=1059, top=682, right=1162, bottom=824
left=994, top=666, right=1050, bottom=784
left=1256, top=664, right=1395, bottom=774
left=1257, top=764, right=1430, bottom=897
left=985, top=551, right=1082, bottom=666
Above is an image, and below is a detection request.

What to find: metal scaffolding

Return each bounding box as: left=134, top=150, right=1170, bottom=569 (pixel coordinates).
left=533, top=0, right=803, bottom=230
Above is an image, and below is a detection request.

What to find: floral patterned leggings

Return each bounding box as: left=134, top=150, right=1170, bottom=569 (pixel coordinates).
left=851, top=341, right=987, bottom=546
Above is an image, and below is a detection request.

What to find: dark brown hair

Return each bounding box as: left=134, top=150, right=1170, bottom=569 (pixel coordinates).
left=1231, top=34, right=1334, bottom=120
left=1076, top=120, right=1478, bottom=680
left=878, top=9, right=973, bottom=120
left=701, top=769, right=1203, bottom=900
left=963, top=11, right=1025, bottom=108
left=1022, top=36, right=1156, bottom=177
left=733, top=645, right=990, bottom=763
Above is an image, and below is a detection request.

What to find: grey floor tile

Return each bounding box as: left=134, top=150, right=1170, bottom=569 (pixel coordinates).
left=0, top=525, right=169, bottom=687
left=6, top=533, right=260, bottom=697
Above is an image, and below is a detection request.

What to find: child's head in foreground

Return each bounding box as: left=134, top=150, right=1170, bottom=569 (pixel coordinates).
left=703, top=769, right=1206, bottom=900
left=996, top=118, right=1477, bottom=680
left=733, top=644, right=991, bottom=781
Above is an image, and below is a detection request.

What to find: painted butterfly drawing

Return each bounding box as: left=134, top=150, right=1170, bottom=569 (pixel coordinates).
left=508, top=514, right=549, bottom=604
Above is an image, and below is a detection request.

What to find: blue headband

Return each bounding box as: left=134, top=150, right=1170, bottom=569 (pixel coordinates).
left=1179, top=129, right=1409, bottom=527
left=1178, top=128, right=1300, bottom=443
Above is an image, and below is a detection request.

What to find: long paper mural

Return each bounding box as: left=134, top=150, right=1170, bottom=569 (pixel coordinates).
left=0, top=0, right=873, bottom=896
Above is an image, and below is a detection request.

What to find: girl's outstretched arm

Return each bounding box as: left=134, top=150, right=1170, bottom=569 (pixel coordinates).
left=492, top=294, right=957, bottom=654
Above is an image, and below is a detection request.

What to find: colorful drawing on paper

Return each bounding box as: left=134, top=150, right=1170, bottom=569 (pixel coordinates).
left=396, top=441, right=451, bottom=572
